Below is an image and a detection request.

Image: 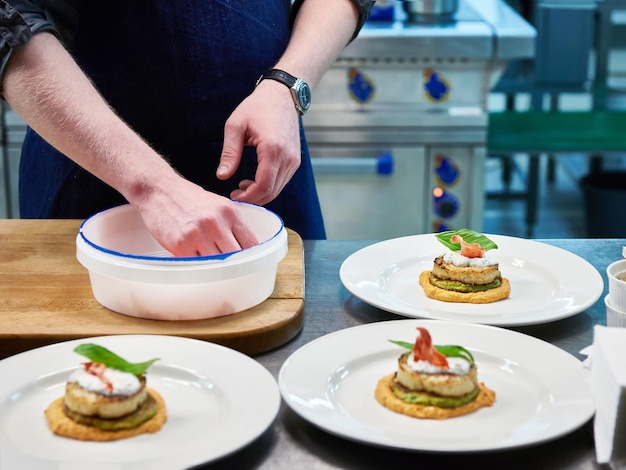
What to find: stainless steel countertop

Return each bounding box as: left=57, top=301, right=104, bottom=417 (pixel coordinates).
left=201, top=237, right=619, bottom=470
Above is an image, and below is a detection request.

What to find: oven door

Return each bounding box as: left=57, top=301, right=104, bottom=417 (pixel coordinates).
left=311, top=143, right=485, bottom=239
left=310, top=145, right=429, bottom=239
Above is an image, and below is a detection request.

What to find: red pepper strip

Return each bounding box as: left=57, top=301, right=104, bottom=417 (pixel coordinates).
left=413, top=327, right=449, bottom=368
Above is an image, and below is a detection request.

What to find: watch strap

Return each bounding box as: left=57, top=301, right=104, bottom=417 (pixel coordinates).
left=257, top=69, right=297, bottom=88
left=256, top=68, right=310, bottom=115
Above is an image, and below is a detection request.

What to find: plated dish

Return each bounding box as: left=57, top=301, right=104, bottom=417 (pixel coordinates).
left=278, top=319, right=594, bottom=453
left=340, top=233, right=604, bottom=326
left=375, top=325, right=496, bottom=420
left=0, top=335, right=280, bottom=470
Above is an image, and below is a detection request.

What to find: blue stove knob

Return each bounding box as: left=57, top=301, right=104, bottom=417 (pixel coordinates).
left=435, top=155, right=460, bottom=186
left=433, top=188, right=459, bottom=219
left=348, top=68, right=375, bottom=103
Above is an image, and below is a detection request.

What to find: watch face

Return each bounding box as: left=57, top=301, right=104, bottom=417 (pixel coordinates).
left=295, top=81, right=311, bottom=111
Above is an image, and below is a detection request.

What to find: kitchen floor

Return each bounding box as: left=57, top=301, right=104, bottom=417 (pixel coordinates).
left=483, top=153, right=588, bottom=239
left=484, top=151, right=626, bottom=240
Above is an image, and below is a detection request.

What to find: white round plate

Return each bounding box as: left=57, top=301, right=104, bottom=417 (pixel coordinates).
left=279, top=319, right=594, bottom=453
left=0, top=335, right=280, bottom=470
left=340, top=234, right=603, bottom=326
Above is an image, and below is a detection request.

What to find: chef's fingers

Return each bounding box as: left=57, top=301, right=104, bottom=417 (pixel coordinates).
left=193, top=239, right=220, bottom=257
left=188, top=219, right=257, bottom=256
left=230, top=179, right=252, bottom=200
left=218, top=120, right=245, bottom=180
left=234, top=147, right=298, bottom=205
left=231, top=168, right=294, bottom=206
left=199, top=205, right=258, bottom=254
left=230, top=181, right=263, bottom=205
left=229, top=217, right=259, bottom=250
left=230, top=152, right=281, bottom=205
left=167, top=229, right=234, bottom=257
left=237, top=180, right=254, bottom=191
left=231, top=176, right=277, bottom=206
left=167, top=209, right=257, bottom=257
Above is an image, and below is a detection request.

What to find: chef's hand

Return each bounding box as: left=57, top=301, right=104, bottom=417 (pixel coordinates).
left=217, top=79, right=301, bottom=205
left=134, top=176, right=258, bottom=257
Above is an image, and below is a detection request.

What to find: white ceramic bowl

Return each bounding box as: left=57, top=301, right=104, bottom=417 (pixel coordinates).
left=76, top=203, right=288, bottom=320
left=607, top=259, right=626, bottom=312
left=605, top=294, right=626, bottom=328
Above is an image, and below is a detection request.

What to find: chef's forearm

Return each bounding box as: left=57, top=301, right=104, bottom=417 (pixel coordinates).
left=277, top=0, right=360, bottom=87
left=2, top=32, right=176, bottom=206
left=289, top=0, right=372, bottom=43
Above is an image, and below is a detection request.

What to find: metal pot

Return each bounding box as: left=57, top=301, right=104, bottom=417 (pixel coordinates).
left=403, top=0, right=459, bottom=24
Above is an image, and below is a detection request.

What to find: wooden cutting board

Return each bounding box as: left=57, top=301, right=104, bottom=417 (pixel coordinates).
left=0, top=220, right=304, bottom=358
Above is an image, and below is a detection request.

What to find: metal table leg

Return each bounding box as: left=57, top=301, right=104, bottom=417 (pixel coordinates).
left=525, top=153, right=541, bottom=238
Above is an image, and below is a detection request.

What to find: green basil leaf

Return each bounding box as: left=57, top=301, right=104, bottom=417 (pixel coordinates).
left=388, top=340, right=474, bottom=366
left=74, top=343, right=159, bottom=376
left=388, top=339, right=414, bottom=350
left=434, top=345, right=475, bottom=366
left=435, top=229, right=498, bottom=252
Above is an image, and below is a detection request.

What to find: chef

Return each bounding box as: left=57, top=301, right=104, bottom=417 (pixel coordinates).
left=0, top=0, right=372, bottom=255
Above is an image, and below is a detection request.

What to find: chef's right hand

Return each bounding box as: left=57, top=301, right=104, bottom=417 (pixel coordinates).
left=133, top=177, right=259, bottom=257
left=217, top=77, right=301, bottom=206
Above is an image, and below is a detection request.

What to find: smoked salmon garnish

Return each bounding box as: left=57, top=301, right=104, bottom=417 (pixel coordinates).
left=413, top=327, right=449, bottom=368
left=450, top=234, right=485, bottom=258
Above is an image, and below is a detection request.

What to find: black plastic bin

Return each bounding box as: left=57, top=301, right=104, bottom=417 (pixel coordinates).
left=580, top=171, right=626, bottom=238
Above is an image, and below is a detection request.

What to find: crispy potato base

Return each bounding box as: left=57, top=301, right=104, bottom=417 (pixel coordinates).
left=375, top=374, right=495, bottom=420
left=45, top=388, right=167, bottom=441
left=419, top=270, right=511, bottom=304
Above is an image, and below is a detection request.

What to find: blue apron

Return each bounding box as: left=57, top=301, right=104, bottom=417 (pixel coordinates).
left=19, top=1, right=326, bottom=239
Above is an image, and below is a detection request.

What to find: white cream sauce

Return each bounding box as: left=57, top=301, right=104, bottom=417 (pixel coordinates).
left=408, top=354, right=470, bottom=376
left=443, top=251, right=498, bottom=268
left=68, top=367, right=141, bottom=396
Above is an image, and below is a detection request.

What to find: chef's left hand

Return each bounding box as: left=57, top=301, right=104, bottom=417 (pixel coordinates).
left=217, top=79, right=301, bottom=205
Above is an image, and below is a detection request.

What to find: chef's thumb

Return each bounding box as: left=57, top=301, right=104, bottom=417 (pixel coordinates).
left=218, top=137, right=244, bottom=180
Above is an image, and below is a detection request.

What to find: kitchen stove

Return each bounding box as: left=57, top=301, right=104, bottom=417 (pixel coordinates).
left=305, top=0, right=536, bottom=240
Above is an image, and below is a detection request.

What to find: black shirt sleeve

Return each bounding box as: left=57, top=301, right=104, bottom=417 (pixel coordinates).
left=0, top=0, right=79, bottom=96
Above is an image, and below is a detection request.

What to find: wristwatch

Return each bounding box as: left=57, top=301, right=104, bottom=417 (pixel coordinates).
left=256, top=69, right=311, bottom=115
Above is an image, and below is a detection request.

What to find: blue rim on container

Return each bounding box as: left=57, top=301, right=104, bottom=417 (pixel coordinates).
left=78, top=202, right=285, bottom=262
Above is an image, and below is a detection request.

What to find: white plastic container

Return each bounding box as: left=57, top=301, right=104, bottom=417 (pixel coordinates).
left=76, top=203, right=288, bottom=320
left=607, top=259, right=626, bottom=313
left=605, top=294, right=626, bottom=328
